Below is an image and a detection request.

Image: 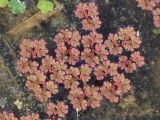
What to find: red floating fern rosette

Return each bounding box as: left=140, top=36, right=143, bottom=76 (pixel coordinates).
left=16, top=2, right=145, bottom=119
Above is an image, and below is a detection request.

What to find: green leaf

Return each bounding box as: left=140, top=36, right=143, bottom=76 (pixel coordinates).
left=37, top=0, right=54, bottom=14
left=153, top=28, right=160, bottom=34
left=8, top=0, right=26, bottom=14
left=0, top=0, right=9, bottom=8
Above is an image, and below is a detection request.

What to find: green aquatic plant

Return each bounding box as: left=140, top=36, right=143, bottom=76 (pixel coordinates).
left=8, top=0, right=26, bottom=14
left=37, top=0, right=55, bottom=14
left=0, top=0, right=8, bottom=8
left=153, top=28, right=160, bottom=34
left=0, top=0, right=55, bottom=14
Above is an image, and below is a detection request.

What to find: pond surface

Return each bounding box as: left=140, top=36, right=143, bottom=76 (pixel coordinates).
left=0, top=0, right=160, bottom=120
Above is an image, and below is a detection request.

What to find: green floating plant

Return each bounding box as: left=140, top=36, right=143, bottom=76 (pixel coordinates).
left=37, top=0, right=55, bottom=14
left=0, top=0, right=9, bottom=8
left=8, top=0, right=26, bottom=14
left=153, top=28, right=160, bottom=35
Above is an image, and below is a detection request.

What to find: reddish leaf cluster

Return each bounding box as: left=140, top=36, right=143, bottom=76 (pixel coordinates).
left=75, top=2, right=101, bottom=31
left=136, top=0, right=160, bottom=27
left=20, top=113, right=40, bottom=120
left=152, top=8, right=160, bottom=27
left=17, top=39, right=58, bottom=102
left=0, top=111, right=18, bottom=120
left=54, top=29, right=81, bottom=65
left=47, top=102, right=68, bottom=119
left=0, top=111, right=40, bottom=120
left=17, top=2, right=145, bottom=119
left=118, top=51, right=145, bottom=73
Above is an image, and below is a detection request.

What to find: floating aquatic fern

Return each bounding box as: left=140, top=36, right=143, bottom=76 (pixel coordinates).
left=37, top=0, right=55, bottom=14
left=0, top=0, right=55, bottom=14
left=0, top=0, right=9, bottom=8
left=153, top=28, right=160, bottom=34
left=8, top=0, right=26, bottom=14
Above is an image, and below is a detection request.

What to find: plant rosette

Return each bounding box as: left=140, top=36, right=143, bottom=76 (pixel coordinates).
left=8, top=0, right=26, bottom=14
left=0, top=0, right=9, bottom=8
left=37, top=0, right=55, bottom=14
